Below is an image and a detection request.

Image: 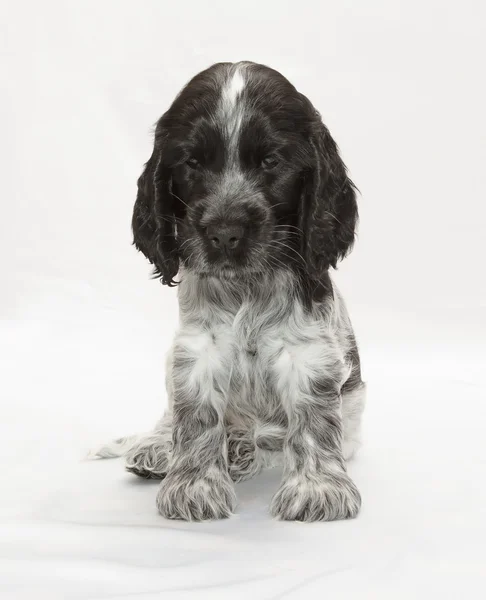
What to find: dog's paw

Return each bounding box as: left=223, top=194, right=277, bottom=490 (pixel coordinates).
left=156, top=467, right=237, bottom=521
left=125, top=435, right=171, bottom=479
left=227, top=432, right=259, bottom=483
left=270, top=472, right=361, bottom=522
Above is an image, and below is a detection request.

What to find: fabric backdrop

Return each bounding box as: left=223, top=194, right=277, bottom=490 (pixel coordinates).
left=1, top=1, right=485, bottom=598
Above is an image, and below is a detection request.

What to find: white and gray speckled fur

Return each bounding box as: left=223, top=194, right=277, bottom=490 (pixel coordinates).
left=98, top=268, right=365, bottom=522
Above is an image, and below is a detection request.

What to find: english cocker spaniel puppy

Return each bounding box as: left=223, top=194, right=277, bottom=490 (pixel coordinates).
left=99, top=61, right=365, bottom=522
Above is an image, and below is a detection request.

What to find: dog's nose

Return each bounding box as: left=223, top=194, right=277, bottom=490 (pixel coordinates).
left=207, top=224, right=244, bottom=252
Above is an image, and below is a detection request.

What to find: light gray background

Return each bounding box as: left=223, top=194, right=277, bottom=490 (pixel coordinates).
left=1, top=1, right=485, bottom=598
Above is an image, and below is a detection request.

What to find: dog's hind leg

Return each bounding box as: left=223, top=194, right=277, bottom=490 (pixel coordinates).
left=227, top=428, right=261, bottom=483
left=227, top=423, right=285, bottom=483
left=124, top=412, right=173, bottom=479
left=87, top=410, right=173, bottom=479
left=87, top=413, right=173, bottom=479
left=341, top=382, right=366, bottom=461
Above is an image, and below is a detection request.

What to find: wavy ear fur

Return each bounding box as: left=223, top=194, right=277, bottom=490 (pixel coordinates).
left=132, top=142, right=179, bottom=286
left=301, top=115, right=358, bottom=278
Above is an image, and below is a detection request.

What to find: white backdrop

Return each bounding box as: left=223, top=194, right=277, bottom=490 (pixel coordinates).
left=2, top=1, right=485, bottom=598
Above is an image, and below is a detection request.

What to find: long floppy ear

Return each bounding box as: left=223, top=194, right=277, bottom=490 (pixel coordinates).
left=301, top=114, right=358, bottom=278
left=132, top=141, right=179, bottom=286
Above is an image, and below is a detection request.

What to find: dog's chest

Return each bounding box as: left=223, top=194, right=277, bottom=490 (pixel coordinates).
left=219, top=298, right=296, bottom=420
left=178, top=273, right=326, bottom=418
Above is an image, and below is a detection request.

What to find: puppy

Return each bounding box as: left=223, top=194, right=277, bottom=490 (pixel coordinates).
left=98, top=62, right=365, bottom=522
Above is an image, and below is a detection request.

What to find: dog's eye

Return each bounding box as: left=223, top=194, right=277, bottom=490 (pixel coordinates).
left=186, top=157, right=200, bottom=169
left=261, top=156, right=279, bottom=169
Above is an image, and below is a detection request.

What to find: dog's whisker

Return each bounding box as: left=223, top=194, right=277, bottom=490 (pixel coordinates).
left=269, top=240, right=306, bottom=264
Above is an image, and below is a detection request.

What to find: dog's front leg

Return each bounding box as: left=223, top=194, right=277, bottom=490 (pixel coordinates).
left=156, top=328, right=236, bottom=521
left=270, top=341, right=361, bottom=522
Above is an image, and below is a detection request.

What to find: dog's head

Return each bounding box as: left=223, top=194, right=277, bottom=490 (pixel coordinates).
left=132, top=62, right=358, bottom=286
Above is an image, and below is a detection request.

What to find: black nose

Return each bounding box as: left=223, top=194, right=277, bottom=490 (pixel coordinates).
left=207, top=224, right=244, bottom=252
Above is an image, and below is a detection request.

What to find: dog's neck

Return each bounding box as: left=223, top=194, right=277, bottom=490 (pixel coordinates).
left=176, top=267, right=299, bottom=325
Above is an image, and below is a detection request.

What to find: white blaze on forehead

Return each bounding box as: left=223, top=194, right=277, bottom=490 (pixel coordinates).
left=223, top=68, right=245, bottom=106
left=219, top=66, right=247, bottom=149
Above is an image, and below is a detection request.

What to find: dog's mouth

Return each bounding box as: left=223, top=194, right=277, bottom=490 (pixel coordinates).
left=214, top=265, right=238, bottom=278
left=201, top=263, right=246, bottom=279
left=182, top=236, right=273, bottom=279
left=198, top=258, right=268, bottom=280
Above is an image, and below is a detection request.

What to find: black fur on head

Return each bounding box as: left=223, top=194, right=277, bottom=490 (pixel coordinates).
left=132, top=61, right=358, bottom=288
